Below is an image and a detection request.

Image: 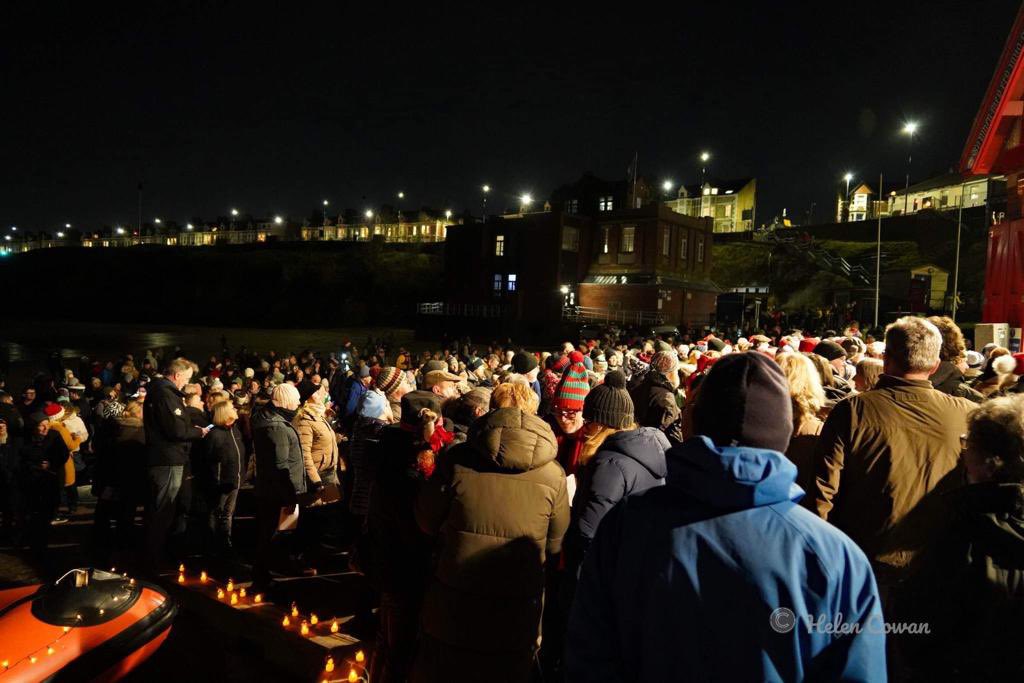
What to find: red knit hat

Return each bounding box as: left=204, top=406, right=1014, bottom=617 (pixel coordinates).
left=43, top=402, right=63, bottom=420
left=554, top=358, right=590, bottom=412
left=1015, top=353, right=1024, bottom=376
left=798, top=338, right=819, bottom=354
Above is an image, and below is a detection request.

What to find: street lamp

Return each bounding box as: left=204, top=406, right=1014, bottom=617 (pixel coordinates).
left=116, top=227, right=126, bottom=235
left=700, top=151, right=711, bottom=185
left=481, top=184, right=491, bottom=219
left=274, top=215, right=283, bottom=225
left=57, top=231, right=65, bottom=238
left=187, top=223, right=194, bottom=231
left=397, top=191, right=405, bottom=200
left=364, top=209, right=374, bottom=219
left=154, top=218, right=162, bottom=224
left=520, top=193, right=533, bottom=211
left=842, top=172, right=854, bottom=222
left=10, top=226, right=16, bottom=231
left=3, top=235, right=10, bottom=242
left=902, top=121, right=919, bottom=214
left=445, top=209, right=452, bottom=219
left=65, top=223, right=71, bottom=229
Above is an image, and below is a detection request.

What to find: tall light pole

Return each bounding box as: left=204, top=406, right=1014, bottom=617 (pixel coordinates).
left=323, top=199, right=329, bottom=225
left=482, top=184, right=491, bottom=220
left=520, top=193, right=533, bottom=213
left=902, top=121, right=918, bottom=214
left=230, top=208, right=239, bottom=230
left=952, top=180, right=966, bottom=321
left=700, top=151, right=711, bottom=185
left=843, top=172, right=853, bottom=222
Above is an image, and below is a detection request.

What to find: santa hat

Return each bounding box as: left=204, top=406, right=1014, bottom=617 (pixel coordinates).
left=1015, top=353, right=1024, bottom=376
left=553, top=356, right=590, bottom=412
left=993, top=354, right=1017, bottom=376
left=43, top=402, right=64, bottom=422
left=798, top=338, right=819, bottom=354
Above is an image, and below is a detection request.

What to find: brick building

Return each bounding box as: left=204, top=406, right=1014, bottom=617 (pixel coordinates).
left=424, top=174, right=718, bottom=340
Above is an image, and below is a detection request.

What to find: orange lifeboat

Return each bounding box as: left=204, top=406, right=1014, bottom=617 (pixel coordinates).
left=0, top=568, right=177, bottom=682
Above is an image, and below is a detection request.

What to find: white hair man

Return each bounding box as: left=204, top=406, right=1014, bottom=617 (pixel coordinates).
left=143, top=357, right=209, bottom=570
left=811, top=316, right=976, bottom=594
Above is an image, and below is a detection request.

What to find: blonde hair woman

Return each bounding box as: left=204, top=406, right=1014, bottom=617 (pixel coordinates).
left=491, top=380, right=539, bottom=414
left=202, top=398, right=244, bottom=554
left=776, top=352, right=826, bottom=494
left=567, top=370, right=668, bottom=573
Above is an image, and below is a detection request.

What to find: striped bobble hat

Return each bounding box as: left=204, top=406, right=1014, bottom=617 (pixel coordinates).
left=553, top=351, right=590, bottom=412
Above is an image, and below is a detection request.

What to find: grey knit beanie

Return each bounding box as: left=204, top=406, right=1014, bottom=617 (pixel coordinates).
left=583, top=370, right=634, bottom=429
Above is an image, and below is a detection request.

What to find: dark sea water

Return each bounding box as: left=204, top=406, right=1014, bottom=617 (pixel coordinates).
left=0, top=321, right=418, bottom=385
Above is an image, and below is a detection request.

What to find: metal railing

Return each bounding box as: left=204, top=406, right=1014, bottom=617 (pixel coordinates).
left=417, top=302, right=505, bottom=318
left=563, top=306, right=665, bottom=326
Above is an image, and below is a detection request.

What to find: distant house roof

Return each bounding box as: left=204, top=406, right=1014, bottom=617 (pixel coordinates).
left=895, top=171, right=997, bottom=195
left=680, top=177, right=753, bottom=197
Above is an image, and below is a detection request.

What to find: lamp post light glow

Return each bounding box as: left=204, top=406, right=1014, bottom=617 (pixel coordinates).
left=445, top=209, right=452, bottom=219
left=4, top=235, right=11, bottom=242
left=843, top=172, right=854, bottom=221
left=662, top=180, right=673, bottom=193
left=186, top=223, right=194, bottom=231
left=116, top=227, right=126, bottom=235
left=274, top=216, right=283, bottom=225
left=57, top=231, right=64, bottom=238
left=520, top=193, right=533, bottom=210
left=10, top=226, right=17, bottom=231
left=65, top=223, right=71, bottom=229
left=482, top=184, right=491, bottom=193
left=902, top=120, right=919, bottom=214
left=230, top=208, right=239, bottom=217
left=323, top=199, right=329, bottom=206
left=364, top=209, right=374, bottom=220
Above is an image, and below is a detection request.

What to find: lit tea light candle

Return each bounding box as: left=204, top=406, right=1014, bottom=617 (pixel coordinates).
left=177, top=573, right=185, bottom=584
left=300, top=621, right=310, bottom=636
left=282, top=615, right=290, bottom=627
left=355, top=650, right=365, bottom=664
left=62, top=626, right=70, bottom=633
left=47, top=647, right=55, bottom=656
left=178, top=564, right=185, bottom=573
left=290, top=603, right=299, bottom=618
left=325, top=656, right=335, bottom=673
left=348, top=668, right=358, bottom=683
left=310, top=613, right=319, bottom=625
left=30, top=656, right=37, bottom=664
left=200, top=571, right=208, bottom=583
left=230, top=593, right=239, bottom=605
left=226, top=579, right=234, bottom=593
left=254, top=594, right=263, bottom=604
left=330, top=619, right=339, bottom=634
left=2, top=660, right=8, bottom=668
left=239, top=588, right=246, bottom=598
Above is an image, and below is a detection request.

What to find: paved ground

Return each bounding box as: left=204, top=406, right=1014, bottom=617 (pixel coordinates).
left=0, top=486, right=375, bottom=682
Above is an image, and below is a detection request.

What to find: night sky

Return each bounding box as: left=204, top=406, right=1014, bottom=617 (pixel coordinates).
left=3, top=1, right=1020, bottom=231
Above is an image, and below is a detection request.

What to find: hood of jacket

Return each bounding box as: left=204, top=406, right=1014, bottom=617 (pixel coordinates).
left=949, top=482, right=1024, bottom=563
left=598, top=427, right=670, bottom=479
left=930, top=359, right=964, bottom=388
left=469, top=407, right=557, bottom=473
left=251, top=404, right=294, bottom=430
left=666, top=435, right=803, bottom=512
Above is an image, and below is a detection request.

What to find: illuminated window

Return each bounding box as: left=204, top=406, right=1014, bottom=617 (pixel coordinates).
left=697, top=237, right=705, bottom=263
left=507, top=274, right=517, bottom=292
left=621, top=226, right=635, bottom=253
left=495, top=234, right=505, bottom=256
left=661, top=228, right=670, bottom=256
left=599, top=196, right=614, bottom=212
left=561, top=226, right=579, bottom=251
left=493, top=274, right=503, bottom=292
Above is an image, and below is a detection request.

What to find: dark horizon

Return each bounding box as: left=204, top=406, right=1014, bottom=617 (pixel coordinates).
left=2, top=1, right=1020, bottom=232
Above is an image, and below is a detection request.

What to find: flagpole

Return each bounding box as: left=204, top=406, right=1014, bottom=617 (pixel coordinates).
left=874, top=172, right=883, bottom=329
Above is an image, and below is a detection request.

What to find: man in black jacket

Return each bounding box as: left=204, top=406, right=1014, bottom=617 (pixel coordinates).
left=143, top=358, right=208, bottom=570
left=628, top=351, right=682, bottom=445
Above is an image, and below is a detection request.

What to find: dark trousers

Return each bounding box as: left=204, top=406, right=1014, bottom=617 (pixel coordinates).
left=209, top=488, right=239, bottom=551
left=253, top=496, right=285, bottom=586
left=64, top=484, right=79, bottom=515
left=371, top=590, right=423, bottom=683
left=144, top=465, right=185, bottom=567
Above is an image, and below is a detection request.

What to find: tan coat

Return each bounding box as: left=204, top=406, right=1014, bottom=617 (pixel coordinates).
left=811, top=374, right=975, bottom=582
left=415, top=408, right=569, bottom=674
left=786, top=413, right=823, bottom=497
left=292, top=404, right=340, bottom=484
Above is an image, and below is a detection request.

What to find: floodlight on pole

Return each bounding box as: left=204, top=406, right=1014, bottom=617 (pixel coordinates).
left=187, top=223, right=194, bottom=231
left=662, top=180, right=673, bottom=193
left=445, top=209, right=452, bottom=219
left=274, top=216, right=283, bottom=225
left=57, top=232, right=64, bottom=238
left=65, top=223, right=71, bottom=229
left=482, top=184, right=491, bottom=193
left=520, top=193, right=533, bottom=209
left=902, top=121, right=919, bottom=213
left=230, top=208, right=239, bottom=217
left=364, top=209, right=374, bottom=219
left=154, top=218, right=162, bottom=224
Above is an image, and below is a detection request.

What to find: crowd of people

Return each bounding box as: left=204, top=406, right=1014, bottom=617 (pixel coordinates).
left=1, top=317, right=1023, bottom=681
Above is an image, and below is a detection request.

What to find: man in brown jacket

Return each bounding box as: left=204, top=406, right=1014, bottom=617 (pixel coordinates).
left=812, top=316, right=975, bottom=587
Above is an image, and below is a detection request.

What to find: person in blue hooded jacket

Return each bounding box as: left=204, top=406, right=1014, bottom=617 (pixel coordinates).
left=566, top=352, right=886, bottom=683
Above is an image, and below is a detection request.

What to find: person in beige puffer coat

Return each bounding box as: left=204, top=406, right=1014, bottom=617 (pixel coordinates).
left=412, top=382, right=569, bottom=683
left=292, top=386, right=341, bottom=487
